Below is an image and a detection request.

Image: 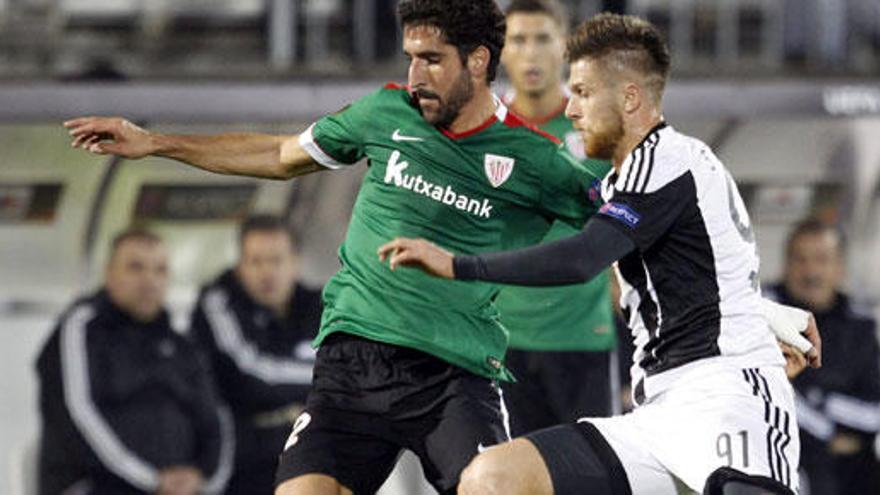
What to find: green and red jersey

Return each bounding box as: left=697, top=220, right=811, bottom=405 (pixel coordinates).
left=299, top=84, right=603, bottom=379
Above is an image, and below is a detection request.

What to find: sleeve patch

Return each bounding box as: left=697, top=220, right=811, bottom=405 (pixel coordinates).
left=599, top=202, right=641, bottom=228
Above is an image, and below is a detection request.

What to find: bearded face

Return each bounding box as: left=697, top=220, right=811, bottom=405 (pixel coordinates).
left=414, top=65, right=474, bottom=128
left=565, top=58, right=627, bottom=161
left=403, top=24, right=480, bottom=130
left=583, top=104, right=624, bottom=160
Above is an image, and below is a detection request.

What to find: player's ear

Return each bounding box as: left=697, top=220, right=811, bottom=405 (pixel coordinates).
left=622, top=81, right=641, bottom=114
left=469, top=46, right=490, bottom=77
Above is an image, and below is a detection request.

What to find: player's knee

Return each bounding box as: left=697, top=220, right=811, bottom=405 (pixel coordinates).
left=702, top=467, right=794, bottom=495
left=458, top=450, right=516, bottom=495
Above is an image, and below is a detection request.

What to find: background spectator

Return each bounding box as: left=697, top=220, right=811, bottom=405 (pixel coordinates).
left=189, top=215, right=322, bottom=495
left=36, top=229, right=233, bottom=495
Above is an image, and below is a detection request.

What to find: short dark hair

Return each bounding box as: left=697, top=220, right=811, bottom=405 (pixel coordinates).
left=398, top=0, right=506, bottom=83
left=110, top=228, right=162, bottom=258
left=505, top=0, right=568, bottom=29
left=785, top=218, right=845, bottom=258
left=239, top=214, right=295, bottom=251
left=566, top=13, right=670, bottom=99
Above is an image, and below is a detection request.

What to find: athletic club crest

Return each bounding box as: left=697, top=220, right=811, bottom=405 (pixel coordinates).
left=483, top=154, right=515, bottom=188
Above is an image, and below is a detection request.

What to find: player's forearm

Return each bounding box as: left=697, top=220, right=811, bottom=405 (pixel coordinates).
left=453, top=218, right=634, bottom=286
left=152, top=132, right=314, bottom=180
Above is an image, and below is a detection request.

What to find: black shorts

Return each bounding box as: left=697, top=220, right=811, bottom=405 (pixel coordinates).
left=275, top=333, right=509, bottom=494
left=503, top=348, right=618, bottom=436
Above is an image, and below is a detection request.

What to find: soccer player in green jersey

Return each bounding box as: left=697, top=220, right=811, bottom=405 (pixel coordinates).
left=497, top=0, right=620, bottom=436
left=63, top=1, right=605, bottom=493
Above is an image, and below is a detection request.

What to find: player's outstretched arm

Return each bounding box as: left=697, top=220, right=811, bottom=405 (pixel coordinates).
left=378, top=218, right=635, bottom=286
left=64, top=117, right=323, bottom=180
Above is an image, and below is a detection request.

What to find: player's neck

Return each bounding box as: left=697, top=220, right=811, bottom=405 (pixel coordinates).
left=613, top=109, right=664, bottom=171
left=508, top=86, right=566, bottom=125
left=447, top=86, right=497, bottom=134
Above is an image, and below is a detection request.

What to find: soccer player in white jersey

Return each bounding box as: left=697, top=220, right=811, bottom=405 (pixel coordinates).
left=380, top=13, right=819, bottom=495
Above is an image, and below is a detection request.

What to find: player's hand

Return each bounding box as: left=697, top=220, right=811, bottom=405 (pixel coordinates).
left=377, top=238, right=454, bottom=279
left=64, top=116, right=156, bottom=159
left=779, top=341, right=808, bottom=379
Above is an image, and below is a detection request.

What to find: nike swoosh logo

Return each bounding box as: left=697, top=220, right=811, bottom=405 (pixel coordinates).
left=392, top=129, right=424, bottom=142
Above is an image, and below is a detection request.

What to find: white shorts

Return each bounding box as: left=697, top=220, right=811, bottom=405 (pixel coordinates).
left=584, top=364, right=799, bottom=494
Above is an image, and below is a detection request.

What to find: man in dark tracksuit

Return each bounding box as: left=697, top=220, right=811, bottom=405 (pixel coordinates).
left=766, top=219, right=880, bottom=495
left=189, top=215, right=321, bottom=495
left=36, top=229, right=233, bottom=495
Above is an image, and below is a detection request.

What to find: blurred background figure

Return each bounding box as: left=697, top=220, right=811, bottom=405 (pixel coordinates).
left=765, top=219, right=880, bottom=495
left=35, top=229, right=232, bottom=495
left=189, top=215, right=321, bottom=495
left=496, top=0, right=619, bottom=436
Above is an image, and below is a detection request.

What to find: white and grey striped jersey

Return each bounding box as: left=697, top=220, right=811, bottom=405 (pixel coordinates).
left=596, top=122, right=784, bottom=405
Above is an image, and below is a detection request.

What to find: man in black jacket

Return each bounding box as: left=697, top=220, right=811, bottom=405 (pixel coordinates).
left=189, top=215, right=321, bottom=495
left=766, top=219, right=880, bottom=495
left=36, top=228, right=233, bottom=495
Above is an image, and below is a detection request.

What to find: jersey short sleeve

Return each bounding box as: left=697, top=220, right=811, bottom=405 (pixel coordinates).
left=595, top=125, right=698, bottom=250
left=538, top=147, right=605, bottom=229
left=298, top=89, right=380, bottom=168
left=595, top=173, right=692, bottom=251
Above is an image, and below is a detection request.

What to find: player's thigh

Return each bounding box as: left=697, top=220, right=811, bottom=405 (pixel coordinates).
left=586, top=414, right=685, bottom=494
left=673, top=367, right=798, bottom=491
left=275, top=407, right=402, bottom=494
left=549, top=419, right=677, bottom=495
left=275, top=473, right=353, bottom=495
left=415, top=375, right=510, bottom=493
left=458, top=437, right=553, bottom=495
left=622, top=366, right=800, bottom=493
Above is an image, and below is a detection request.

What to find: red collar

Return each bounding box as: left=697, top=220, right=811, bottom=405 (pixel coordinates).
left=440, top=114, right=498, bottom=139
left=440, top=96, right=509, bottom=140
